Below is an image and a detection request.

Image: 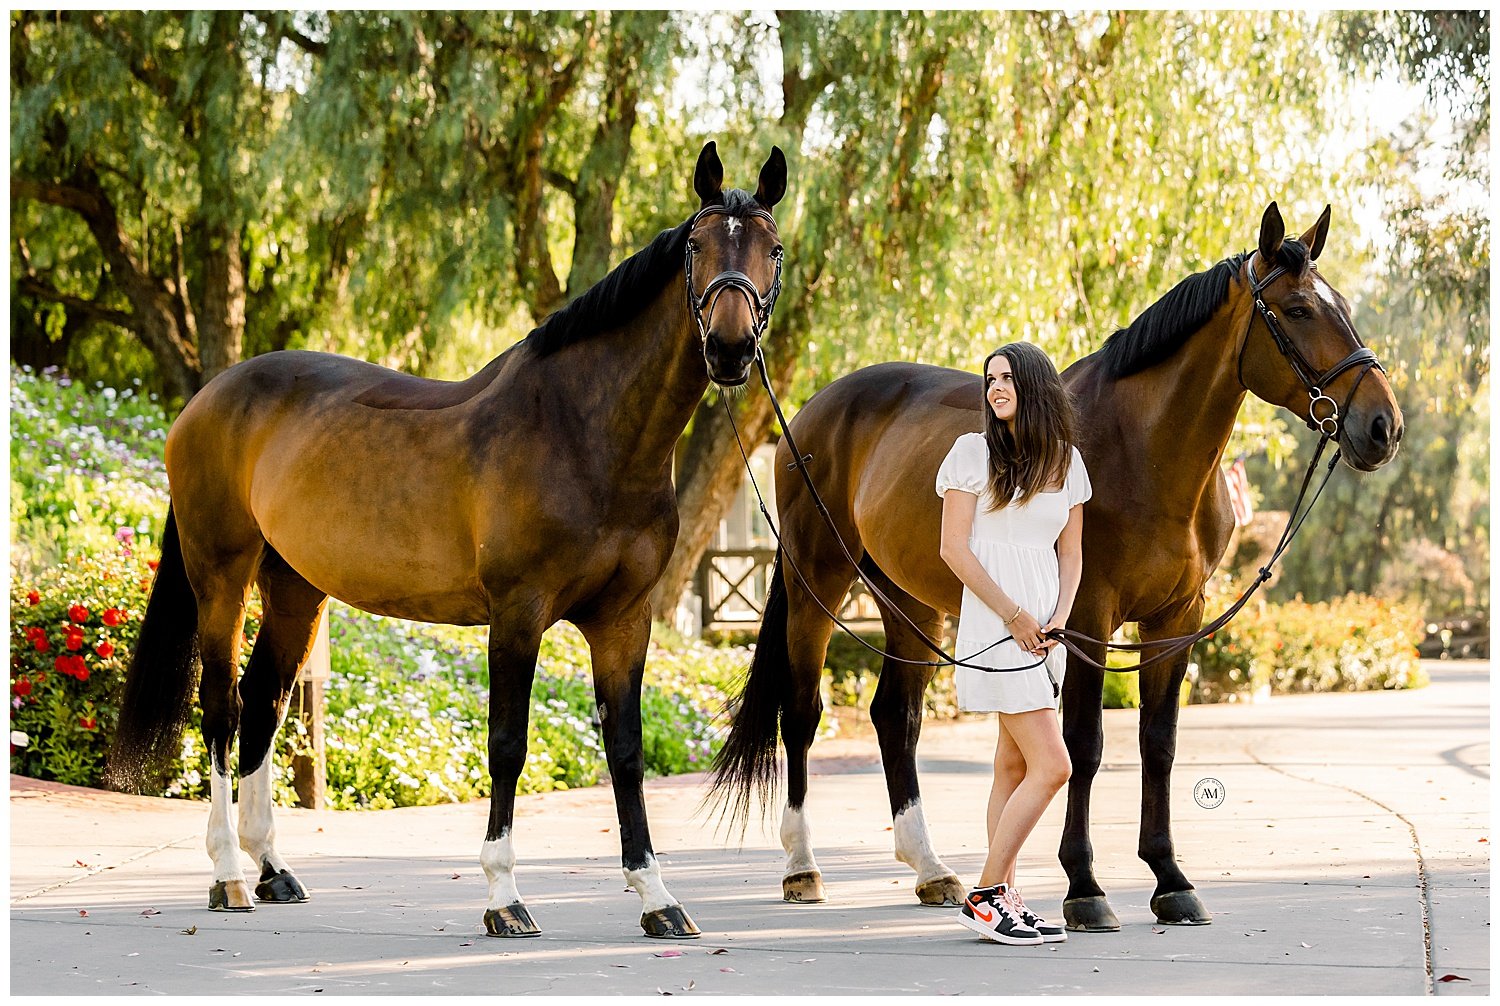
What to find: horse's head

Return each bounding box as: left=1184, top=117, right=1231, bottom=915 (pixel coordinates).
left=1237, top=203, right=1403, bottom=471
left=686, top=141, right=787, bottom=387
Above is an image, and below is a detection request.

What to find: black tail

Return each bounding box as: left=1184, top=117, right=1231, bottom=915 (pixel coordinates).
left=105, top=506, right=201, bottom=792
left=706, top=552, right=790, bottom=834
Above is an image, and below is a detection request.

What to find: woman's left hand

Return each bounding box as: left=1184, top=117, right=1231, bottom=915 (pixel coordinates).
left=1039, top=620, right=1066, bottom=651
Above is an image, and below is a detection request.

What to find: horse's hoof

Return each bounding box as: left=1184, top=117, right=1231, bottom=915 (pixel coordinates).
left=208, top=880, right=255, bottom=912
left=1152, top=889, right=1212, bottom=925
left=1063, top=895, right=1120, bottom=932
left=915, top=874, right=966, bottom=907
left=254, top=868, right=309, bottom=904
left=641, top=904, right=701, bottom=939
left=782, top=870, right=826, bottom=903
left=484, top=902, right=542, bottom=938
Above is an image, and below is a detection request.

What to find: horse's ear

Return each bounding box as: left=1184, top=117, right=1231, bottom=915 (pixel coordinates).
left=1258, top=202, right=1285, bottom=263
left=694, top=141, right=725, bottom=207
left=755, top=146, right=787, bottom=209
left=1299, top=204, right=1331, bottom=261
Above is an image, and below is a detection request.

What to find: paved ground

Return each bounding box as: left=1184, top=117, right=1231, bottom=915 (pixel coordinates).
left=9, top=660, right=1489, bottom=995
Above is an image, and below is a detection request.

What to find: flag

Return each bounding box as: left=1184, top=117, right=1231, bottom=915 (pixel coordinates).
left=1225, top=457, right=1254, bottom=527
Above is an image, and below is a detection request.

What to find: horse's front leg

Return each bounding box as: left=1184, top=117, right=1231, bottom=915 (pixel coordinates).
left=1138, top=605, right=1212, bottom=925
left=480, top=604, right=545, bottom=938
left=579, top=605, right=699, bottom=939
left=1059, top=617, right=1119, bottom=932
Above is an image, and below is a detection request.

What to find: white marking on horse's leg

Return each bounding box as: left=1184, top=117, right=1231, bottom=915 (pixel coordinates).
left=206, top=753, right=244, bottom=883
left=623, top=853, right=678, bottom=913
left=893, top=800, right=955, bottom=884
left=481, top=831, right=523, bottom=910
left=780, top=803, right=820, bottom=877
left=237, top=759, right=289, bottom=876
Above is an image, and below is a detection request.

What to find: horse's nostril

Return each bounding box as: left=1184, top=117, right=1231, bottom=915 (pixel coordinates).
left=1371, top=414, right=1389, bottom=448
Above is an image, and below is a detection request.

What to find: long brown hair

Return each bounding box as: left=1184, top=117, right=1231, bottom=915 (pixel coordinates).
left=981, top=342, right=1077, bottom=510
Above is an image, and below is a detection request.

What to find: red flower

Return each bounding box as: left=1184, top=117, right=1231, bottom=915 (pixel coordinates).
left=33, top=634, right=51, bottom=653
left=102, top=608, right=124, bottom=627
left=26, top=591, right=40, bottom=606
left=147, top=560, right=160, bottom=572
left=63, top=631, right=85, bottom=652
left=12, top=678, right=32, bottom=698
left=94, top=641, right=115, bottom=659
left=67, top=605, right=90, bottom=624
left=78, top=715, right=97, bottom=731
left=53, top=654, right=71, bottom=675
left=73, top=657, right=90, bottom=682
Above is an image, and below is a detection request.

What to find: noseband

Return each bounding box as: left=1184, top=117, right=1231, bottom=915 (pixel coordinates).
left=1240, top=253, right=1384, bottom=437
left=684, top=204, right=784, bottom=347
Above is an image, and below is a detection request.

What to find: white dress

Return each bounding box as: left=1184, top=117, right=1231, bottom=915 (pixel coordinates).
left=935, top=433, right=1093, bottom=713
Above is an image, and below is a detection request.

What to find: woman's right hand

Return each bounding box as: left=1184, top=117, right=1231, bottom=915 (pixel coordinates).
left=1006, top=608, right=1045, bottom=655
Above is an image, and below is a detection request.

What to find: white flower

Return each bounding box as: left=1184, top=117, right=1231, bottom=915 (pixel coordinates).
left=10, top=731, right=28, bottom=748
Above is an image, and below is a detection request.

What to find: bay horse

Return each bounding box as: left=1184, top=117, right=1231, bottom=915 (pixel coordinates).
left=711, top=203, right=1403, bottom=929
left=108, top=141, right=788, bottom=940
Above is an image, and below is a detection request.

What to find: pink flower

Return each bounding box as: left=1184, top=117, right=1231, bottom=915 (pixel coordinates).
left=115, top=527, right=135, bottom=544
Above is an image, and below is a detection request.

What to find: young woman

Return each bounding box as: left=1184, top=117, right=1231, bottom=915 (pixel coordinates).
left=935, top=342, right=1090, bottom=946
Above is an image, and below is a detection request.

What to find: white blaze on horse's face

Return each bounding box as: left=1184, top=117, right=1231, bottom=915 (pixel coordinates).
left=986, top=355, right=1018, bottom=424
left=724, top=216, right=742, bottom=245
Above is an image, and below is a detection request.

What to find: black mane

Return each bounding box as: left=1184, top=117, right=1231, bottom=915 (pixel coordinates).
left=524, top=189, right=765, bottom=357
left=1097, top=239, right=1310, bottom=379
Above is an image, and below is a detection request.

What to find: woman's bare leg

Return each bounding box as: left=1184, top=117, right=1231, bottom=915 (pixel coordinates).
left=978, top=708, right=1071, bottom=887
left=985, top=717, right=1027, bottom=887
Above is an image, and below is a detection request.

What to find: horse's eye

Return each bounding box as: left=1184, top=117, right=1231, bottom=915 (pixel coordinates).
left=771, top=246, right=784, bottom=261
left=687, top=239, right=701, bottom=255
left=1286, top=306, right=1311, bottom=320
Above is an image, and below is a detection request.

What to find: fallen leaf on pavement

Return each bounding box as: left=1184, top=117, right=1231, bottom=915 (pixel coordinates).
left=1151, top=927, right=1165, bottom=935
left=654, top=950, right=684, bottom=958
left=720, top=967, right=736, bottom=973
left=679, top=981, right=696, bottom=991
left=140, top=908, right=160, bottom=917
left=709, top=948, right=729, bottom=955
left=451, top=873, right=461, bottom=880
left=1300, top=942, right=1313, bottom=948
left=180, top=926, right=197, bottom=936
left=656, top=988, right=672, bottom=996
left=74, top=860, right=90, bottom=868
left=1438, top=975, right=1471, bottom=983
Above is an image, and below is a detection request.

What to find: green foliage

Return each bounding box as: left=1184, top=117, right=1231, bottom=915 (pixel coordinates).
left=10, top=365, right=170, bottom=575
left=1192, top=593, right=1427, bottom=703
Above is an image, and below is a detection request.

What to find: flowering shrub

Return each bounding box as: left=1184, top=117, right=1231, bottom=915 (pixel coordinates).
left=1193, top=592, right=1426, bottom=703
left=10, top=365, right=169, bottom=576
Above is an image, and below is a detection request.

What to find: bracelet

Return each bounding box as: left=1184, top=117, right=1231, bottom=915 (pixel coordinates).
left=1002, top=601, right=1022, bottom=623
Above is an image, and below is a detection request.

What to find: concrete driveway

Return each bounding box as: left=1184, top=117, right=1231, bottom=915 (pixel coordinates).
left=10, top=660, right=1488, bottom=995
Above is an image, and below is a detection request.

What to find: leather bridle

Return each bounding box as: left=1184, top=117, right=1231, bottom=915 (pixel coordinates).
left=1238, top=251, right=1384, bottom=439
left=683, top=204, right=783, bottom=349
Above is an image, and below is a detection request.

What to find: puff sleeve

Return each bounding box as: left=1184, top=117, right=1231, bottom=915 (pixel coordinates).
left=1066, top=446, right=1093, bottom=508
left=936, top=433, right=989, bottom=498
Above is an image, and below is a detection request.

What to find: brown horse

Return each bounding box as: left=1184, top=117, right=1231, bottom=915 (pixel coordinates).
left=711, top=203, right=1403, bottom=928
left=108, top=141, right=788, bottom=940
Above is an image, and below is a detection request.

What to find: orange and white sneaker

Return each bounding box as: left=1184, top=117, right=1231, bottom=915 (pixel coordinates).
left=1007, top=887, right=1067, bottom=943
left=958, top=884, right=1043, bottom=946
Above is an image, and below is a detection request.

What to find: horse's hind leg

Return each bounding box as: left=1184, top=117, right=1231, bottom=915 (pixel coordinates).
left=1138, top=604, right=1212, bottom=925
left=237, top=548, right=326, bottom=904
left=179, top=519, right=264, bottom=912
left=863, top=561, right=964, bottom=907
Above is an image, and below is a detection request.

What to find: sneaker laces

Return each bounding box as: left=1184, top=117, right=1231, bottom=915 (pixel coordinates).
left=1007, top=887, right=1046, bottom=926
